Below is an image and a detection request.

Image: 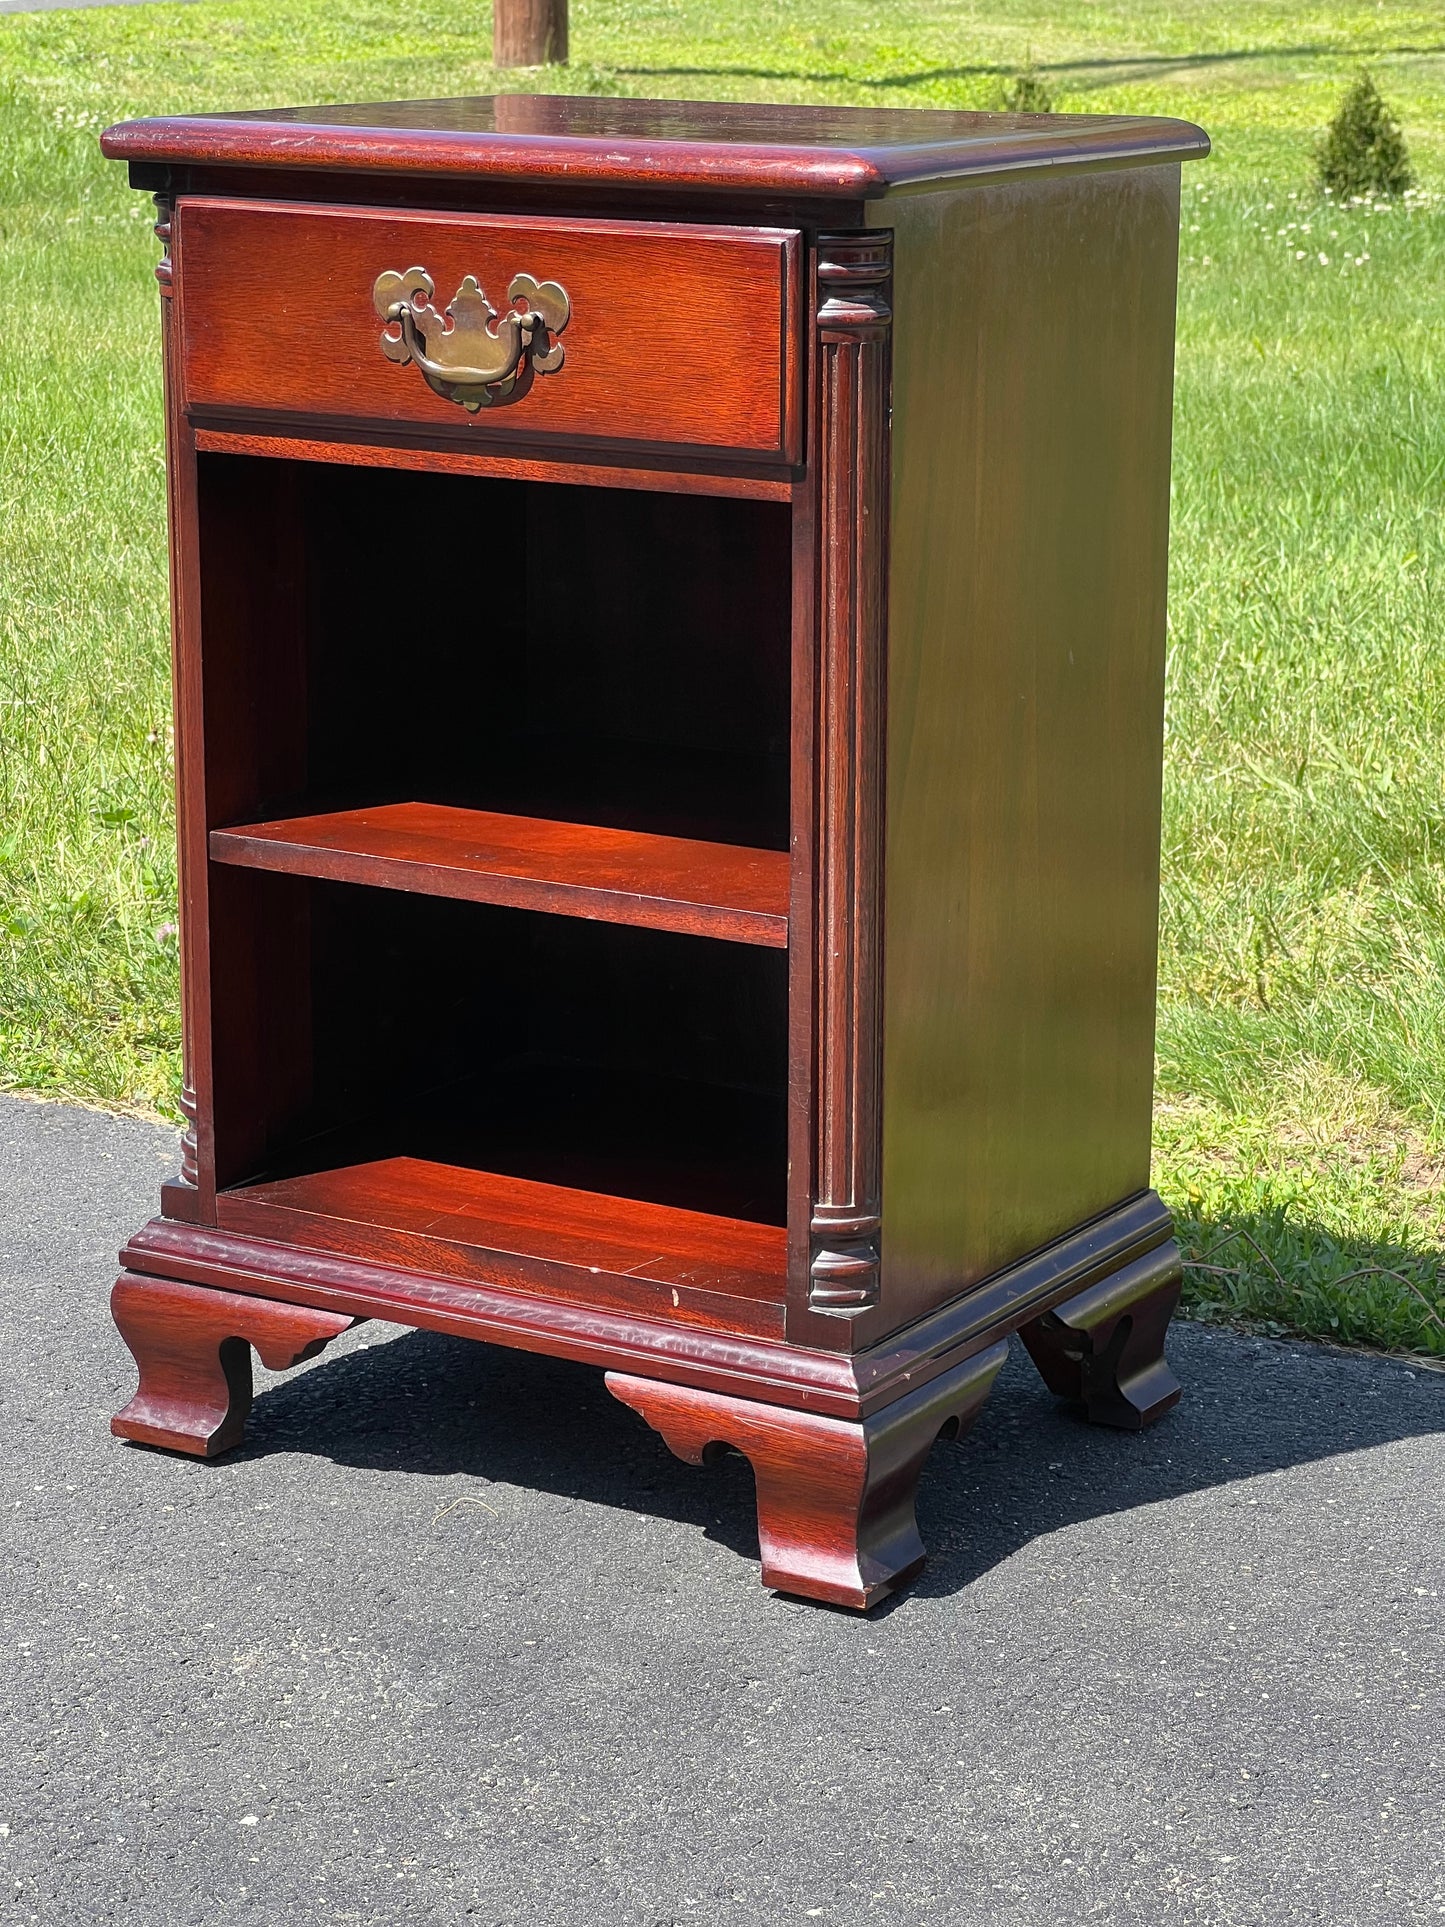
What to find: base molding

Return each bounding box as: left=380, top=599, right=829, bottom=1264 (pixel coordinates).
left=106, top=1197, right=1184, bottom=1607
left=117, top=1189, right=1178, bottom=1421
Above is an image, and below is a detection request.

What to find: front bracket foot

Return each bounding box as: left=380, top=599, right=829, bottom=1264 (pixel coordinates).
left=606, top=1342, right=1009, bottom=1610
left=110, top=1271, right=356, bottom=1458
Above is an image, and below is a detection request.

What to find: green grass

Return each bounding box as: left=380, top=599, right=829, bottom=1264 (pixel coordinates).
left=2, top=0, right=1444, bottom=1355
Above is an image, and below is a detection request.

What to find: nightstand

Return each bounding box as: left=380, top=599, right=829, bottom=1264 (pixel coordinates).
left=100, top=95, right=1207, bottom=1608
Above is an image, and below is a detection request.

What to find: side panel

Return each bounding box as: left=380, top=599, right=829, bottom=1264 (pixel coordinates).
left=875, top=165, right=1182, bottom=1334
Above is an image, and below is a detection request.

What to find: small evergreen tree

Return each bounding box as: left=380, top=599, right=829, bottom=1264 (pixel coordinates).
left=1002, top=60, right=1053, bottom=115
left=1316, top=71, right=1413, bottom=198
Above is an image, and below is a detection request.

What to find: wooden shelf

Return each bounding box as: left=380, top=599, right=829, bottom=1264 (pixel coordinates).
left=210, top=801, right=789, bottom=947
left=216, top=1157, right=788, bottom=1337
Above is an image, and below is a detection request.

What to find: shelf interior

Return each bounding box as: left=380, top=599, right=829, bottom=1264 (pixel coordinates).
left=217, top=1156, right=788, bottom=1319
left=207, top=876, right=790, bottom=1225
left=210, top=800, right=790, bottom=947
left=197, top=453, right=792, bottom=850
left=195, top=454, right=796, bottom=1266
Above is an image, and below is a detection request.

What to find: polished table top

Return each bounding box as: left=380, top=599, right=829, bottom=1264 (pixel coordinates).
left=101, top=94, right=1210, bottom=198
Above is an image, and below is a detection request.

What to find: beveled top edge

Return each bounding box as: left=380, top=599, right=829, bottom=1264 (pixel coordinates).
left=100, top=94, right=1211, bottom=197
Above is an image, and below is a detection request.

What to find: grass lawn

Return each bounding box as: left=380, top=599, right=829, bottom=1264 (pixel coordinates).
left=2, top=0, right=1444, bottom=1357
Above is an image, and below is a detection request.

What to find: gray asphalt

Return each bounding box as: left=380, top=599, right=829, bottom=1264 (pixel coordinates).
left=1, top=1090, right=1442, bottom=1925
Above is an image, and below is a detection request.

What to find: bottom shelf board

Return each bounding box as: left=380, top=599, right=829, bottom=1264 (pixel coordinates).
left=216, top=1157, right=789, bottom=1338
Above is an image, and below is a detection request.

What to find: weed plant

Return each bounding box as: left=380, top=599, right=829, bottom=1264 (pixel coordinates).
left=1001, top=59, right=1052, bottom=114
left=1317, top=69, right=1413, bottom=199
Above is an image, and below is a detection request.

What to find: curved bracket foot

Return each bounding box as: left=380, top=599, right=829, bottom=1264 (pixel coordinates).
left=606, top=1343, right=1008, bottom=1610
left=110, top=1271, right=356, bottom=1458
left=1018, top=1239, right=1182, bottom=1430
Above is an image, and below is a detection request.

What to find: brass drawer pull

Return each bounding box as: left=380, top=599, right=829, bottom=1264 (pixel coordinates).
left=372, top=267, right=569, bottom=413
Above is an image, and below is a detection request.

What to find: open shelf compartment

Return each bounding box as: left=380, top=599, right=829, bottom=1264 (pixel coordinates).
left=197, top=453, right=796, bottom=1324
left=198, top=452, right=793, bottom=849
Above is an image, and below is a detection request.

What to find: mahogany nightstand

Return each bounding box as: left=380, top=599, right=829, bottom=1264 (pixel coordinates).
left=100, top=97, right=1208, bottom=1609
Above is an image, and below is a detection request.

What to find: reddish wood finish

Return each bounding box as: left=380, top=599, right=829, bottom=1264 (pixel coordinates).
left=175, top=200, right=801, bottom=460
left=111, top=1271, right=354, bottom=1456
left=151, top=199, right=200, bottom=1215
left=191, top=458, right=314, bottom=1199
left=102, top=98, right=1209, bottom=199
left=154, top=195, right=224, bottom=1223
left=103, top=97, right=1204, bottom=1605
left=607, top=1340, right=1008, bottom=1608
left=807, top=233, right=891, bottom=1316
left=121, top=1188, right=1176, bottom=1421
left=1019, top=1241, right=1183, bottom=1429
left=210, top=802, right=790, bottom=947
left=869, top=168, right=1186, bottom=1342
left=191, top=427, right=793, bottom=501
left=215, top=1158, right=788, bottom=1336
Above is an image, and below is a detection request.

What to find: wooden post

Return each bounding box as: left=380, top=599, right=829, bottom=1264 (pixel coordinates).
left=493, top=0, right=568, bottom=66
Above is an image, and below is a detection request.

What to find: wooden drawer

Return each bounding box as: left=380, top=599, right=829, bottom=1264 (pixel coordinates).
left=173, top=198, right=802, bottom=462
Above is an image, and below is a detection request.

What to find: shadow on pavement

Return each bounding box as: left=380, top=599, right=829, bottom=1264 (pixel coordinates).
left=216, top=1313, right=1444, bottom=1608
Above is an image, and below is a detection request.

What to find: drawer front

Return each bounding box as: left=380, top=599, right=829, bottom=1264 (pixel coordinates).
left=174, top=198, right=802, bottom=462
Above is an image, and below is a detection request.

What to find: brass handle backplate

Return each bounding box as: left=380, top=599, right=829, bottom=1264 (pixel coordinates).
left=372, top=267, right=570, bottom=413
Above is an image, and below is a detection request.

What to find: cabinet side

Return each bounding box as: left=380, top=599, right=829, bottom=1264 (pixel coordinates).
left=875, top=164, right=1182, bottom=1336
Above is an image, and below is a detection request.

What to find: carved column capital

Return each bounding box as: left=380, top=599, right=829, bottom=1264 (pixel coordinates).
left=816, top=233, right=892, bottom=335
left=809, top=232, right=893, bottom=1316
left=153, top=193, right=174, bottom=298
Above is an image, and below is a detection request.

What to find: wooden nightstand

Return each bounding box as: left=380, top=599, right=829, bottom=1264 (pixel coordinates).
left=100, top=96, right=1208, bottom=1609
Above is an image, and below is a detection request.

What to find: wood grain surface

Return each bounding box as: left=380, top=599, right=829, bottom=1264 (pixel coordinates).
left=210, top=801, right=790, bottom=946
left=871, top=166, right=1185, bottom=1338
left=607, top=1338, right=1008, bottom=1607
left=104, top=113, right=1200, bottom=1606
left=120, top=1191, right=1177, bottom=1417
left=110, top=1270, right=354, bottom=1456
left=215, top=1157, right=790, bottom=1335
left=175, top=199, right=801, bottom=459
left=806, top=234, right=891, bottom=1315
left=102, top=96, right=1209, bottom=199
left=191, top=427, right=794, bottom=501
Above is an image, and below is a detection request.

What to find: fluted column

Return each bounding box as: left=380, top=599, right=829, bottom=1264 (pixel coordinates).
left=809, top=234, right=892, bottom=1315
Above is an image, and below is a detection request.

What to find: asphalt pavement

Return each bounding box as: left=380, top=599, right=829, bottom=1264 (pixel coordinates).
left=1, top=1089, right=1441, bottom=1925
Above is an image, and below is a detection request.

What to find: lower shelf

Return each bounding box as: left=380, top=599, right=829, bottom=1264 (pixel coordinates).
left=215, top=1157, right=789, bottom=1338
